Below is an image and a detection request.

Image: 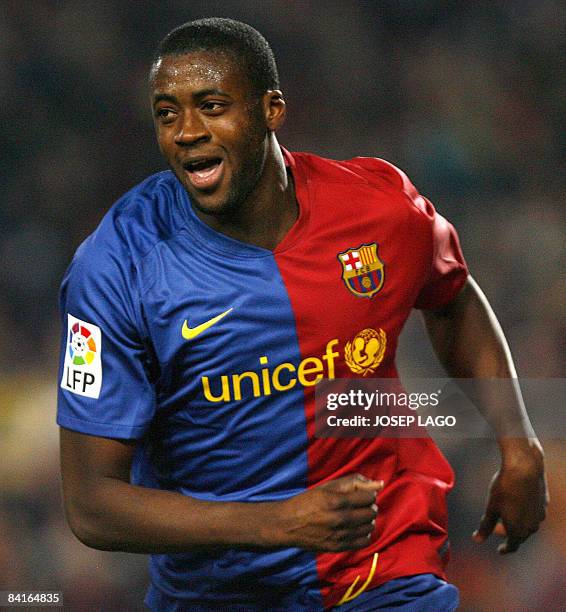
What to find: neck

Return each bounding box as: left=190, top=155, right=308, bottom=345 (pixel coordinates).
left=194, top=135, right=298, bottom=250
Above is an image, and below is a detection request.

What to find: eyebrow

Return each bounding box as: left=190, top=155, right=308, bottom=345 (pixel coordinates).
left=193, top=88, right=231, bottom=100
left=153, top=93, right=178, bottom=105
left=152, top=88, right=232, bottom=106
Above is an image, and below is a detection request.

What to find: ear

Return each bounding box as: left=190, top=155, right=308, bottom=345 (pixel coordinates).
left=263, top=90, right=286, bottom=131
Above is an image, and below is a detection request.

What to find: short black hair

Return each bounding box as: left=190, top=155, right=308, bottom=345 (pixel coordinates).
left=154, top=18, right=279, bottom=97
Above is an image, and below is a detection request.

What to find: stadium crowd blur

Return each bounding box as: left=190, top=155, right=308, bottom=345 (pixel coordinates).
left=1, top=2, right=564, bottom=610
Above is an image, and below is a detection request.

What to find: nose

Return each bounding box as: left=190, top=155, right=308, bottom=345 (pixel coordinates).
left=174, top=109, right=210, bottom=146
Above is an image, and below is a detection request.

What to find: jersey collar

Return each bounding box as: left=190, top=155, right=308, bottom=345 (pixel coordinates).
left=174, top=146, right=311, bottom=259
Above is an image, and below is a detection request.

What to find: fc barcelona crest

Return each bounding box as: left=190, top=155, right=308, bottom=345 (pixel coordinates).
left=337, top=242, right=385, bottom=298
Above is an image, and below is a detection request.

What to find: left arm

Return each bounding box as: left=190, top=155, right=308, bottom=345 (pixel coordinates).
left=422, top=275, right=548, bottom=553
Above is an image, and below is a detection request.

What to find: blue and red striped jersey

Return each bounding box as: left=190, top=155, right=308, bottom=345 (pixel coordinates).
left=57, top=149, right=468, bottom=610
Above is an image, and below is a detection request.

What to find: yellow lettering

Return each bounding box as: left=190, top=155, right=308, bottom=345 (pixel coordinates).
left=297, top=357, right=324, bottom=386
left=202, top=376, right=231, bottom=402
left=272, top=362, right=297, bottom=391
left=201, top=338, right=342, bottom=403
left=322, top=339, right=340, bottom=379
left=232, top=371, right=261, bottom=400
left=259, top=356, right=271, bottom=396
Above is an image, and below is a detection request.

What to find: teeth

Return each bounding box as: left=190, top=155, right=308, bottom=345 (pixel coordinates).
left=185, top=159, right=223, bottom=188
left=194, top=166, right=217, bottom=178
left=187, top=159, right=220, bottom=172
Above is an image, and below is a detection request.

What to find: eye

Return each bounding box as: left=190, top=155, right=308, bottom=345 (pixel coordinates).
left=155, top=108, right=177, bottom=123
left=201, top=101, right=226, bottom=114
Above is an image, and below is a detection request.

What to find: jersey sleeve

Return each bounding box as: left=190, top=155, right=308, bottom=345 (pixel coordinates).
left=342, top=156, right=469, bottom=309
left=413, top=197, right=469, bottom=310
left=57, top=219, right=156, bottom=439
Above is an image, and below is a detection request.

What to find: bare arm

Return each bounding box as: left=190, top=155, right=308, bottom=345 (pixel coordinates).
left=422, top=275, right=548, bottom=553
left=60, top=427, right=380, bottom=553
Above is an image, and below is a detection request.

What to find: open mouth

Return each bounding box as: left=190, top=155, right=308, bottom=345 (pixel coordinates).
left=183, top=157, right=224, bottom=190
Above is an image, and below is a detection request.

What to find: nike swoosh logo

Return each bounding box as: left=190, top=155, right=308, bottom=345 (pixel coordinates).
left=181, top=308, right=233, bottom=340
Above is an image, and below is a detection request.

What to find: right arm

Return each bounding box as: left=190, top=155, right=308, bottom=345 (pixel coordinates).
left=59, top=222, right=379, bottom=555
left=60, top=427, right=381, bottom=554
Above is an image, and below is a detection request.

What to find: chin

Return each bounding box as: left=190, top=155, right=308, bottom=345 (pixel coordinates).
left=190, top=193, right=233, bottom=217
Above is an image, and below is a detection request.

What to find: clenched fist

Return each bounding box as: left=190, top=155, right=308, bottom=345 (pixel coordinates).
left=274, top=474, right=383, bottom=552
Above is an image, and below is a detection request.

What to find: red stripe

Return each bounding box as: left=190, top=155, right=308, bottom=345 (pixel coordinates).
left=273, top=151, right=455, bottom=608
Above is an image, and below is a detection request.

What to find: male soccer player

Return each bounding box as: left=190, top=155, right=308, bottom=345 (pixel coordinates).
left=57, top=18, right=547, bottom=611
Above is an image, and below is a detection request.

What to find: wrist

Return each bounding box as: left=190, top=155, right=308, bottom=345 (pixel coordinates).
left=254, top=499, right=292, bottom=548
left=498, top=437, right=544, bottom=471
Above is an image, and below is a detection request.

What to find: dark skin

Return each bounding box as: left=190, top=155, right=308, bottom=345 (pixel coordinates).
left=60, top=51, right=547, bottom=556
left=150, top=51, right=297, bottom=250
left=423, top=277, right=548, bottom=553
left=60, top=430, right=381, bottom=553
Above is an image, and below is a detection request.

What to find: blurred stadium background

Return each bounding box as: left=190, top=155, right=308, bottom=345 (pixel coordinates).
left=1, top=1, right=564, bottom=610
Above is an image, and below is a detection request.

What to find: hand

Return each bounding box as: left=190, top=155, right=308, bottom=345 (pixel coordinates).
left=473, top=440, right=548, bottom=554
left=275, top=474, right=383, bottom=552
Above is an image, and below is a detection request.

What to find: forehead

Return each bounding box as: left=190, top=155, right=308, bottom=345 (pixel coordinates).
left=151, top=51, right=247, bottom=94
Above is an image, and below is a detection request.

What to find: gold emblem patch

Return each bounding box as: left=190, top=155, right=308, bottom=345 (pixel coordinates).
left=337, top=243, right=385, bottom=299
left=344, top=328, right=387, bottom=376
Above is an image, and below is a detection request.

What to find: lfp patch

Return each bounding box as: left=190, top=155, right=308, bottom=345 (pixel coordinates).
left=338, top=242, right=385, bottom=298
left=60, top=314, right=102, bottom=398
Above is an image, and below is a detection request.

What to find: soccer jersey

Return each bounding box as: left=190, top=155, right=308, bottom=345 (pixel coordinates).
left=57, top=149, right=468, bottom=610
